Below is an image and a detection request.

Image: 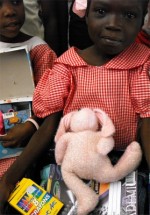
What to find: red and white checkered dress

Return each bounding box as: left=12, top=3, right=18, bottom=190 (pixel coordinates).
left=33, top=42, right=150, bottom=151
left=0, top=36, right=57, bottom=178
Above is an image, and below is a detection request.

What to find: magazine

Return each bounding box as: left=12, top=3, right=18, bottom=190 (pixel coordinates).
left=40, top=164, right=76, bottom=214
left=40, top=164, right=138, bottom=215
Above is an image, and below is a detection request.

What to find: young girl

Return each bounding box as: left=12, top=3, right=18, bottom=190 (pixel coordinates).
left=70, top=0, right=150, bottom=48
left=0, top=0, right=150, bottom=214
left=0, top=0, right=56, bottom=178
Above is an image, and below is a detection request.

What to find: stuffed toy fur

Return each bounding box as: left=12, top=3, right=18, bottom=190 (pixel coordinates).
left=55, top=108, right=142, bottom=215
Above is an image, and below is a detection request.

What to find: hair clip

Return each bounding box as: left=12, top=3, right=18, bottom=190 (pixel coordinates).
left=72, top=0, right=87, bottom=17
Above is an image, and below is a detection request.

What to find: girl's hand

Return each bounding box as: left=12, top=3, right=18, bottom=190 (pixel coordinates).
left=0, top=121, right=37, bottom=148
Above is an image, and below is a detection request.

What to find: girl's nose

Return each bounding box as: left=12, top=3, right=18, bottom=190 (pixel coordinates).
left=105, top=14, right=122, bottom=31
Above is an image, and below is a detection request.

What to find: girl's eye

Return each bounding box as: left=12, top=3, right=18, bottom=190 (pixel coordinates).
left=96, top=8, right=106, bottom=16
left=125, top=12, right=136, bottom=19
left=11, top=0, right=20, bottom=5
left=0, top=0, right=21, bottom=7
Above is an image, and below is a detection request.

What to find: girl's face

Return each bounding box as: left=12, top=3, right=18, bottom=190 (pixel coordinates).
left=86, top=0, right=145, bottom=56
left=0, top=0, right=25, bottom=41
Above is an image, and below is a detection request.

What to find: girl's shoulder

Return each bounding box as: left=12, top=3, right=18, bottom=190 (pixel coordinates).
left=0, top=36, right=47, bottom=52
left=25, top=36, right=46, bottom=50
left=55, top=47, right=88, bottom=67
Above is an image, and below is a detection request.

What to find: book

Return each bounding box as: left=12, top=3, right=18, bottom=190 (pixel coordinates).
left=91, top=171, right=138, bottom=215
left=40, top=164, right=138, bottom=215
left=40, top=164, right=76, bottom=214
left=119, top=171, right=138, bottom=215
left=0, top=143, right=24, bottom=160
left=8, top=178, right=64, bottom=215
left=2, top=108, right=31, bottom=132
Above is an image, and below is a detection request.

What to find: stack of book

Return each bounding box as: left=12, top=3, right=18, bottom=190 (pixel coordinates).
left=40, top=164, right=138, bottom=215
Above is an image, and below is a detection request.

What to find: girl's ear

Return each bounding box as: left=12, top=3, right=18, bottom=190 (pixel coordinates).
left=54, top=111, right=76, bottom=142
left=93, top=109, right=115, bottom=137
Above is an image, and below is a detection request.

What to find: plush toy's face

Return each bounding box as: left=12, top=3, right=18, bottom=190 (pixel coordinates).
left=70, top=108, right=99, bottom=132
left=55, top=108, right=116, bottom=143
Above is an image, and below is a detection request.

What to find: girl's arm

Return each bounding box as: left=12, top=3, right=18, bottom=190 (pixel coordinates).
left=140, top=118, right=150, bottom=170
left=0, top=111, right=62, bottom=212
left=0, top=115, right=43, bottom=148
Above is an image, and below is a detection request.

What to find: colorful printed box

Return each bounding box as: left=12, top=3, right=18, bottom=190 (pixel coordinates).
left=8, top=178, right=64, bottom=215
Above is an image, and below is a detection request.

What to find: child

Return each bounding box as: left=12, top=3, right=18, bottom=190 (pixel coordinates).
left=0, top=0, right=56, bottom=178
left=70, top=0, right=150, bottom=48
left=0, top=0, right=150, bottom=214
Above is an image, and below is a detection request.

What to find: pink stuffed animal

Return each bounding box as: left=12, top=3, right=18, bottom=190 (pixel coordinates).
left=55, top=108, right=142, bottom=215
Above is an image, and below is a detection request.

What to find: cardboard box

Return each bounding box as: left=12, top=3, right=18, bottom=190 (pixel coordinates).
left=0, top=46, right=34, bottom=159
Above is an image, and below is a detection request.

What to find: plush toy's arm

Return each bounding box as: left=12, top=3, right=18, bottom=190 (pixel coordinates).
left=55, top=134, right=69, bottom=165
left=97, top=136, right=114, bottom=155
left=54, top=112, right=76, bottom=142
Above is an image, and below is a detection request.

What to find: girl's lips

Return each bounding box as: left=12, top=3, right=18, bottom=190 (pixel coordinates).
left=5, top=22, right=20, bottom=31
left=101, top=36, right=123, bottom=46
left=101, top=36, right=122, bottom=42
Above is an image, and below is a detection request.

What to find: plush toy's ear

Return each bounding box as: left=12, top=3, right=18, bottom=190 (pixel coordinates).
left=55, top=111, right=76, bottom=142
left=93, top=109, right=115, bottom=137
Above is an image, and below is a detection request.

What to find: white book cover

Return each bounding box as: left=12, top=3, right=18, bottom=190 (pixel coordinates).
left=0, top=46, right=34, bottom=103
left=91, top=171, right=138, bottom=215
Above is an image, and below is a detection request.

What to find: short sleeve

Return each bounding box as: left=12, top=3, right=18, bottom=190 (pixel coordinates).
left=131, top=60, right=150, bottom=118
left=32, top=64, right=71, bottom=118
left=30, top=44, right=57, bottom=86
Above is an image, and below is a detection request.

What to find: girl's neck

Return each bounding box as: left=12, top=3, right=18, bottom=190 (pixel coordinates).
left=0, top=32, right=32, bottom=43
left=78, top=45, right=116, bottom=67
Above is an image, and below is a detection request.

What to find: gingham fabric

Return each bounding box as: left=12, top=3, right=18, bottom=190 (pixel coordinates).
left=0, top=37, right=56, bottom=178
left=33, top=43, right=150, bottom=151
left=0, top=157, right=16, bottom=178
left=30, top=44, right=57, bottom=86
left=136, top=30, right=150, bottom=48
